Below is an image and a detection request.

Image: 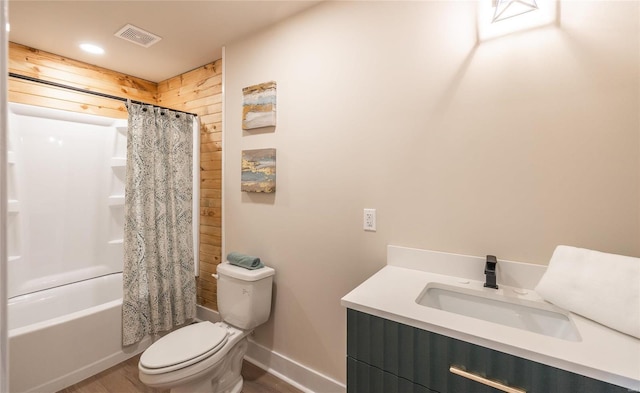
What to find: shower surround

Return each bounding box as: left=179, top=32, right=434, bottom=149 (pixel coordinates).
left=7, top=103, right=126, bottom=298
left=6, top=103, right=144, bottom=392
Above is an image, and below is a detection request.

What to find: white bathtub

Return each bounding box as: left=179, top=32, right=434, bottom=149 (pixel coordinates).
left=8, top=273, right=151, bottom=393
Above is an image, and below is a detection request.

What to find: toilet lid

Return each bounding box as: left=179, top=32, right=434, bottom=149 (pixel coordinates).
left=140, top=321, right=228, bottom=371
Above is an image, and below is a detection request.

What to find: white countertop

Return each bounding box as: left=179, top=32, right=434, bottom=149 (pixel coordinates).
left=341, top=246, right=640, bottom=391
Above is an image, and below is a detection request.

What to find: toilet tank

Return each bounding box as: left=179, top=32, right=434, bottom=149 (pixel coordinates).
left=216, top=262, right=275, bottom=330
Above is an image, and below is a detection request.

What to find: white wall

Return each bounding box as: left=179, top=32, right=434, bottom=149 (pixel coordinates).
left=224, top=1, right=639, bottom=384
left=1, top=1, right=9, bottom=390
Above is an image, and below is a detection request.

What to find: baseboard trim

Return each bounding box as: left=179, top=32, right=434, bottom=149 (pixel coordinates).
left=245, top=339, right=346, bottom=393
left=196, top=305, right=346, bottom=393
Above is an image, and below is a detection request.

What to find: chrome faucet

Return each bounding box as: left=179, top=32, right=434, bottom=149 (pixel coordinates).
left=484, top=255, right=498, bottom=289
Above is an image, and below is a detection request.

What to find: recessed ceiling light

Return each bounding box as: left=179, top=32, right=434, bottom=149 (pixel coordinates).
left=80, top=43, right=105, bottom=55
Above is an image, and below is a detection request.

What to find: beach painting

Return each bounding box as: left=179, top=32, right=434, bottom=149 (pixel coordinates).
left=242, top=81, right=276, bottom=130
left=241, top=148, right=276, bottom=193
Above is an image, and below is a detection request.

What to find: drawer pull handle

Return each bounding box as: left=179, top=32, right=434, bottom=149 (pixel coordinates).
left=449, top=366, right=526, bottom=393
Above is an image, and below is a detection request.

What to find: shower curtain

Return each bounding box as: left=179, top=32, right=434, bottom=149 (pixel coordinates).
left=122, top=103, right=196, bottom=346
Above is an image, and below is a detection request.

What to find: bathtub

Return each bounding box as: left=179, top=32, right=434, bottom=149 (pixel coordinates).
left=8, top=273, right=152, bottom=393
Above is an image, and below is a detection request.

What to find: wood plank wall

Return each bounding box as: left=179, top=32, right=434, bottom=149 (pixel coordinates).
left=8, top=42, right=222, bottom=310
left=8, top=43, right=156, bottom=118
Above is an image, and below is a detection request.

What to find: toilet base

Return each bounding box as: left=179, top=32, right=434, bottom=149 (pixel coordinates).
left=170, top=377, right=242, bottom=393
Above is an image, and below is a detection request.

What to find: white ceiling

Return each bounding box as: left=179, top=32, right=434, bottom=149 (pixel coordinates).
left=7, top=1, right=321, bottom=82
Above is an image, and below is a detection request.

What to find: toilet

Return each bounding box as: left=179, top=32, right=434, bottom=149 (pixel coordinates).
left=138, top=262, right=275, bottom=393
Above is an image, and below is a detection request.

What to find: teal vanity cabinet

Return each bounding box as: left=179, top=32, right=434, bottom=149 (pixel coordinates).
left=347, top=309, right=637, bottom=393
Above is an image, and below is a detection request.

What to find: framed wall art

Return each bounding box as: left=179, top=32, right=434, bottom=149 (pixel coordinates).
left=242, top=81, right=276, bottom=130
left=241, top=148, right=276, bottom=193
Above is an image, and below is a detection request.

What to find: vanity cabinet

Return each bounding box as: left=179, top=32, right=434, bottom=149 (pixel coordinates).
left=347, top=309, right=636, bottom=393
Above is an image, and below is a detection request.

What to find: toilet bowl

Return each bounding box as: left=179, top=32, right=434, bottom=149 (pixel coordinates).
left=138, top=263, right=275, bottom=393
left=139, top=321, right=249, bottom=393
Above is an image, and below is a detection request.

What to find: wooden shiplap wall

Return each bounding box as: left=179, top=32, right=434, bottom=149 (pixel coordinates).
left=8, top=42, right=223, bottom=310
left=8, top=43, right=156, bottom=118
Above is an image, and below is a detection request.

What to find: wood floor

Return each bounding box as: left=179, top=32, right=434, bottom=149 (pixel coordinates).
left=57, top=354, right=303, bottom=393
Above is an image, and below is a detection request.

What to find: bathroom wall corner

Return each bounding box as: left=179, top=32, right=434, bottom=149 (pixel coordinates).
left=196, top=304, right=222, bottom=323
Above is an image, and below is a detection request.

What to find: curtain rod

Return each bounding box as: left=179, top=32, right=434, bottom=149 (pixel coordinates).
left=8, top=72, right=198, bottom=117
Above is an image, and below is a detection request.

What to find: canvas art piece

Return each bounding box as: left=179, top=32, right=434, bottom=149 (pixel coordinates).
left=241, top=148, right=276, bottom=193
left=242, top=81, right=276, bottom=129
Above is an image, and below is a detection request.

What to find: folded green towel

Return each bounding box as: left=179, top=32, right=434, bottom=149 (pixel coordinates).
left=227, top=252, right=264, bottom=270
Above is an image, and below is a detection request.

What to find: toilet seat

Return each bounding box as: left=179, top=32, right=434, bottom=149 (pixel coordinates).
left=140, top=321, right=228, bottom=374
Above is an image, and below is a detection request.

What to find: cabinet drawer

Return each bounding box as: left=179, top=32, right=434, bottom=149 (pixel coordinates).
left=347, top=309, right=636, bottom=393
left=348, top=356, right=437, bottom=393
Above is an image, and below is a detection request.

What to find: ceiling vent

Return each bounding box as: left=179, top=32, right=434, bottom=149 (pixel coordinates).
left=114, top=24, right=162, bottom=48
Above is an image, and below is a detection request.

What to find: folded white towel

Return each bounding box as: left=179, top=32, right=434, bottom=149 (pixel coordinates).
left=535, top=245, right=640, bottom=339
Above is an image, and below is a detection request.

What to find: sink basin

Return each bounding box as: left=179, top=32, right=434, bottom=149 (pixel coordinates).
left=416, top=283, right=581, bottom=341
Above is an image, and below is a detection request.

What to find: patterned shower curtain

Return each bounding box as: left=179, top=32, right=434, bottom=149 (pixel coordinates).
left=122, top=102, right=196, bottom=346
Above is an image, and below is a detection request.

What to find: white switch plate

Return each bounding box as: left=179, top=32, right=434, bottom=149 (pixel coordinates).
left=364, top=208, right=376, bottom=231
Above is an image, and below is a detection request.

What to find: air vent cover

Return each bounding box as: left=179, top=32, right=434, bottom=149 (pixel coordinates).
left=114, top=24, right=162, bottom=48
